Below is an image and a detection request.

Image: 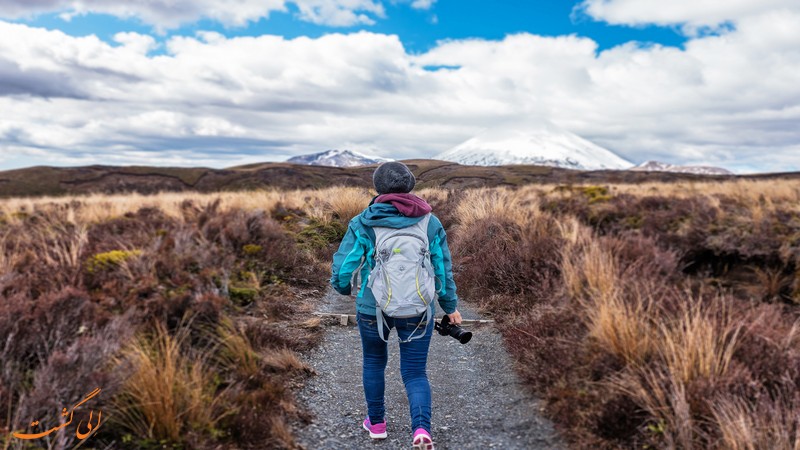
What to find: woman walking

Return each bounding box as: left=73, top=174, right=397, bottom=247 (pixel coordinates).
left=331, top=161, right=461, bottom=450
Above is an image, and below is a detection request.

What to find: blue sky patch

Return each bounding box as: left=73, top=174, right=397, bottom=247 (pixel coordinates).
left=15, top=0, right=687, bottom=53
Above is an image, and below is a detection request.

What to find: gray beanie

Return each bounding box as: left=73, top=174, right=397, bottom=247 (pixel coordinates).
left=373, top=162, right=416, bottom=194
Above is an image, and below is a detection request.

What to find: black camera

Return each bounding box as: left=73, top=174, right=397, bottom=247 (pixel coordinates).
left=435, top=314, right=472, bottom=344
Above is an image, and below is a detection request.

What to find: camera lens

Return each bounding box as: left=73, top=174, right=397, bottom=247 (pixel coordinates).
left=435, top=315, right=473, bottom=344
left=449, top=326, right=472, bottom=344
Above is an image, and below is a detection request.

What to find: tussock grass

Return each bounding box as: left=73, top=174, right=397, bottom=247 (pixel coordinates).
left=659, top=300, right=740, bottom=384
left=584, top=289, right=656, bottom=366
left=262, top=347, right=311, bottom=373
left=0, top=233, right=16, bottom=277
left=564, top=236, right=657, bottom=366
left=46, top=224, right=89, bottom=271
left=711, top=395, right=800, bottom=450
left=324, top=187, right=373, bottom=223
left=416, top=187, right=450, bottom=204
left=455, top=187, right=539, bottom=229
left=615, top=368, right=696, bottom=449
left=216, top=317, right=261, bottom=379
left=111, top=321, right=231, bottom=442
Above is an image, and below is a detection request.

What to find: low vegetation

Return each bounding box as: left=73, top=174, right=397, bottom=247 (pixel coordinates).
left=0, top=187, right=370, bottom=449
left=449, top=180, right=800, bottom=448
left=4, top=178, right=800, bottom=449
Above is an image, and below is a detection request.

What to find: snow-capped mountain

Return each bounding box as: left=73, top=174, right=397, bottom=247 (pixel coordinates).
left=435, top=123, right=632, bottom=170
left=287, top=149, right=392, bottom=167
left=630, top=161, right=733, bottom=176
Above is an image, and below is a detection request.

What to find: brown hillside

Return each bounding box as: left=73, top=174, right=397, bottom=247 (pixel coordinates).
left=1, top=159, right=797, bottom=198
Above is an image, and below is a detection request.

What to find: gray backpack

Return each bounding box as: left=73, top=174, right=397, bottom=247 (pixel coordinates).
left=367, top=213, right=436, bottom=343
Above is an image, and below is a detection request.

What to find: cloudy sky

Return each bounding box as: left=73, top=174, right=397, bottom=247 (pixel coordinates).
left=0, top=0, right=798, bottom=173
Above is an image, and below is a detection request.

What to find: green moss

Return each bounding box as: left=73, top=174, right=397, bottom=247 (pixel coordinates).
left=242, top=244, right=263, bottom=256
left=229, top=286, right=259, bottom=306
left=623, top=214, right=644, bottom=229
left=580, top=186, right=612, bottom=204
left=296, top=218, right=346, bottom=251
left=552, top=185, right=612, bottom=204
left=265, top=274, right=282, bottom=285
left=85, top=249, right=142, bottom=273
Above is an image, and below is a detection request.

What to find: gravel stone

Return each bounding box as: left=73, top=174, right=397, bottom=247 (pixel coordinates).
left=293, top=290, right=564, bottom=449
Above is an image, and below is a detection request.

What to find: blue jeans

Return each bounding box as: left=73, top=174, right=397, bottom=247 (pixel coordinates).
left=356, top=310, right=434, bottom=434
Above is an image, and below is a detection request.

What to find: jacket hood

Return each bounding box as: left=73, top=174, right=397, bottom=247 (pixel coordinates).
left=359, top=200, right=425, bottom=229
left=375, top=193, right=432, bottom=218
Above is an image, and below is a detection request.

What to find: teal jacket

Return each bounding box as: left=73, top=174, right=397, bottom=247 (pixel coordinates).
left=330, top=199, right=458, bottom=316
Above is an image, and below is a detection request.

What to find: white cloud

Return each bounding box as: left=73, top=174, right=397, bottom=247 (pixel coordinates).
left=0, top=0, right=396, bottom=29
left=293, top=0, right=385, bottom=26
left=410, top=0, right=436, bottom=10
left=1, top=8, right=800, bottom=173
left=577, top=0, right=800, bottom=34
left=113, top=32, right=158, bottom=54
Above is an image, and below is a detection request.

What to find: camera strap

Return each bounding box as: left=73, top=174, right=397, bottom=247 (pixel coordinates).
left=376, top=303, right=431, bottom=344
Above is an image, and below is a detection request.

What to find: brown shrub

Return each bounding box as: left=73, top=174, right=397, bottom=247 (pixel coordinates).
left=0, top=192, right=330, bottom=449
left=452, top=216, right=562, bottom=313
left=12, top=314, right=133, bottom=449
left=502, top=298, right=584, bottom=390
left=421, top=188, right=463, bottom=233
left=222, top=381, right=299, bottom=449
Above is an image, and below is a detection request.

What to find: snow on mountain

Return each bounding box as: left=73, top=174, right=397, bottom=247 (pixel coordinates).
left=630, top=161, right=733, bottom=176
left=287, top=149, right=392, bottom=167
left=435, top=123, right=632, bottom=170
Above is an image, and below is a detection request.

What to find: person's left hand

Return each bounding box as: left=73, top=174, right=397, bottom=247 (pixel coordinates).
left=446, top=310, right=462, bottom=325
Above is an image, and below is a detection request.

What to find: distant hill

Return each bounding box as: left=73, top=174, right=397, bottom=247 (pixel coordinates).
left=287, top=149, right=391, bottom=167
left=630, top=160, right=733, bottom=176
left=0, top=159, right=793, bottom=198
left=435, top=122, right=632, bottom=170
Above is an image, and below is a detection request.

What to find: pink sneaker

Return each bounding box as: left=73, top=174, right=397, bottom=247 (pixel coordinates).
left=412, top=428, right=434, bottom=450
left=362, top=417, right=387, bottom=439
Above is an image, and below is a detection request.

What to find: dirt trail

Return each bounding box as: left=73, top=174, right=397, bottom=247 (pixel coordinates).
left=294, top=290, right=563, bottom=449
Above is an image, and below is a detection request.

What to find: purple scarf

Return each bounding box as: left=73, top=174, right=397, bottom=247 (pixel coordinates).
left=375, top=193, right=432, bottom=217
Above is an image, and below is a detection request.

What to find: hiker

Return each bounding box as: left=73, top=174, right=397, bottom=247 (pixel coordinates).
left=330, top=161, right=460, bottom=450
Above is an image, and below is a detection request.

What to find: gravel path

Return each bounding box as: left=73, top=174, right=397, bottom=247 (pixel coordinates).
left=293, top=289, right=563, bottom=449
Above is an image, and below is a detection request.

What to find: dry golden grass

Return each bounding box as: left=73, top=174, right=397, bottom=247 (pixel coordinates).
left=607, top=299, right=741, bottom=447
left=558, top=217, right=592, bottom=299
left=606, top=179, right=800, bottom=204
left=298, top=317, right=322, bottom=329
left=268, top=416, right=297, bottom=449
left=616, top=368, right=695, bottom=449
left=262, top=347, right=310, bottom=373
left=40, top=222, right=88, bottom=274
left=584, top=289, right=656, bottom=366
left=455, top=186, right=540, bottom=229
left=563, top=236, right=657, bottom=365
left=112, top=321, right=232, bottom=442
left=324, top=187, right=373, bottom=223
left=216, top=317, right=261, bottom=380
left=579, top=240, right=619, bottom=303
left=659, top=300, right=740, bottom=384
left=416, top=187, right=451, bottom=204
left=523, top=179, right=800, bottom=222
left=0, top=233, right=16, bottom=277
left=561, top=237, right=618, bottom=303
left=0, top=188, right=333, bottom=226
left=711, top=396, right=800, bottom=450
